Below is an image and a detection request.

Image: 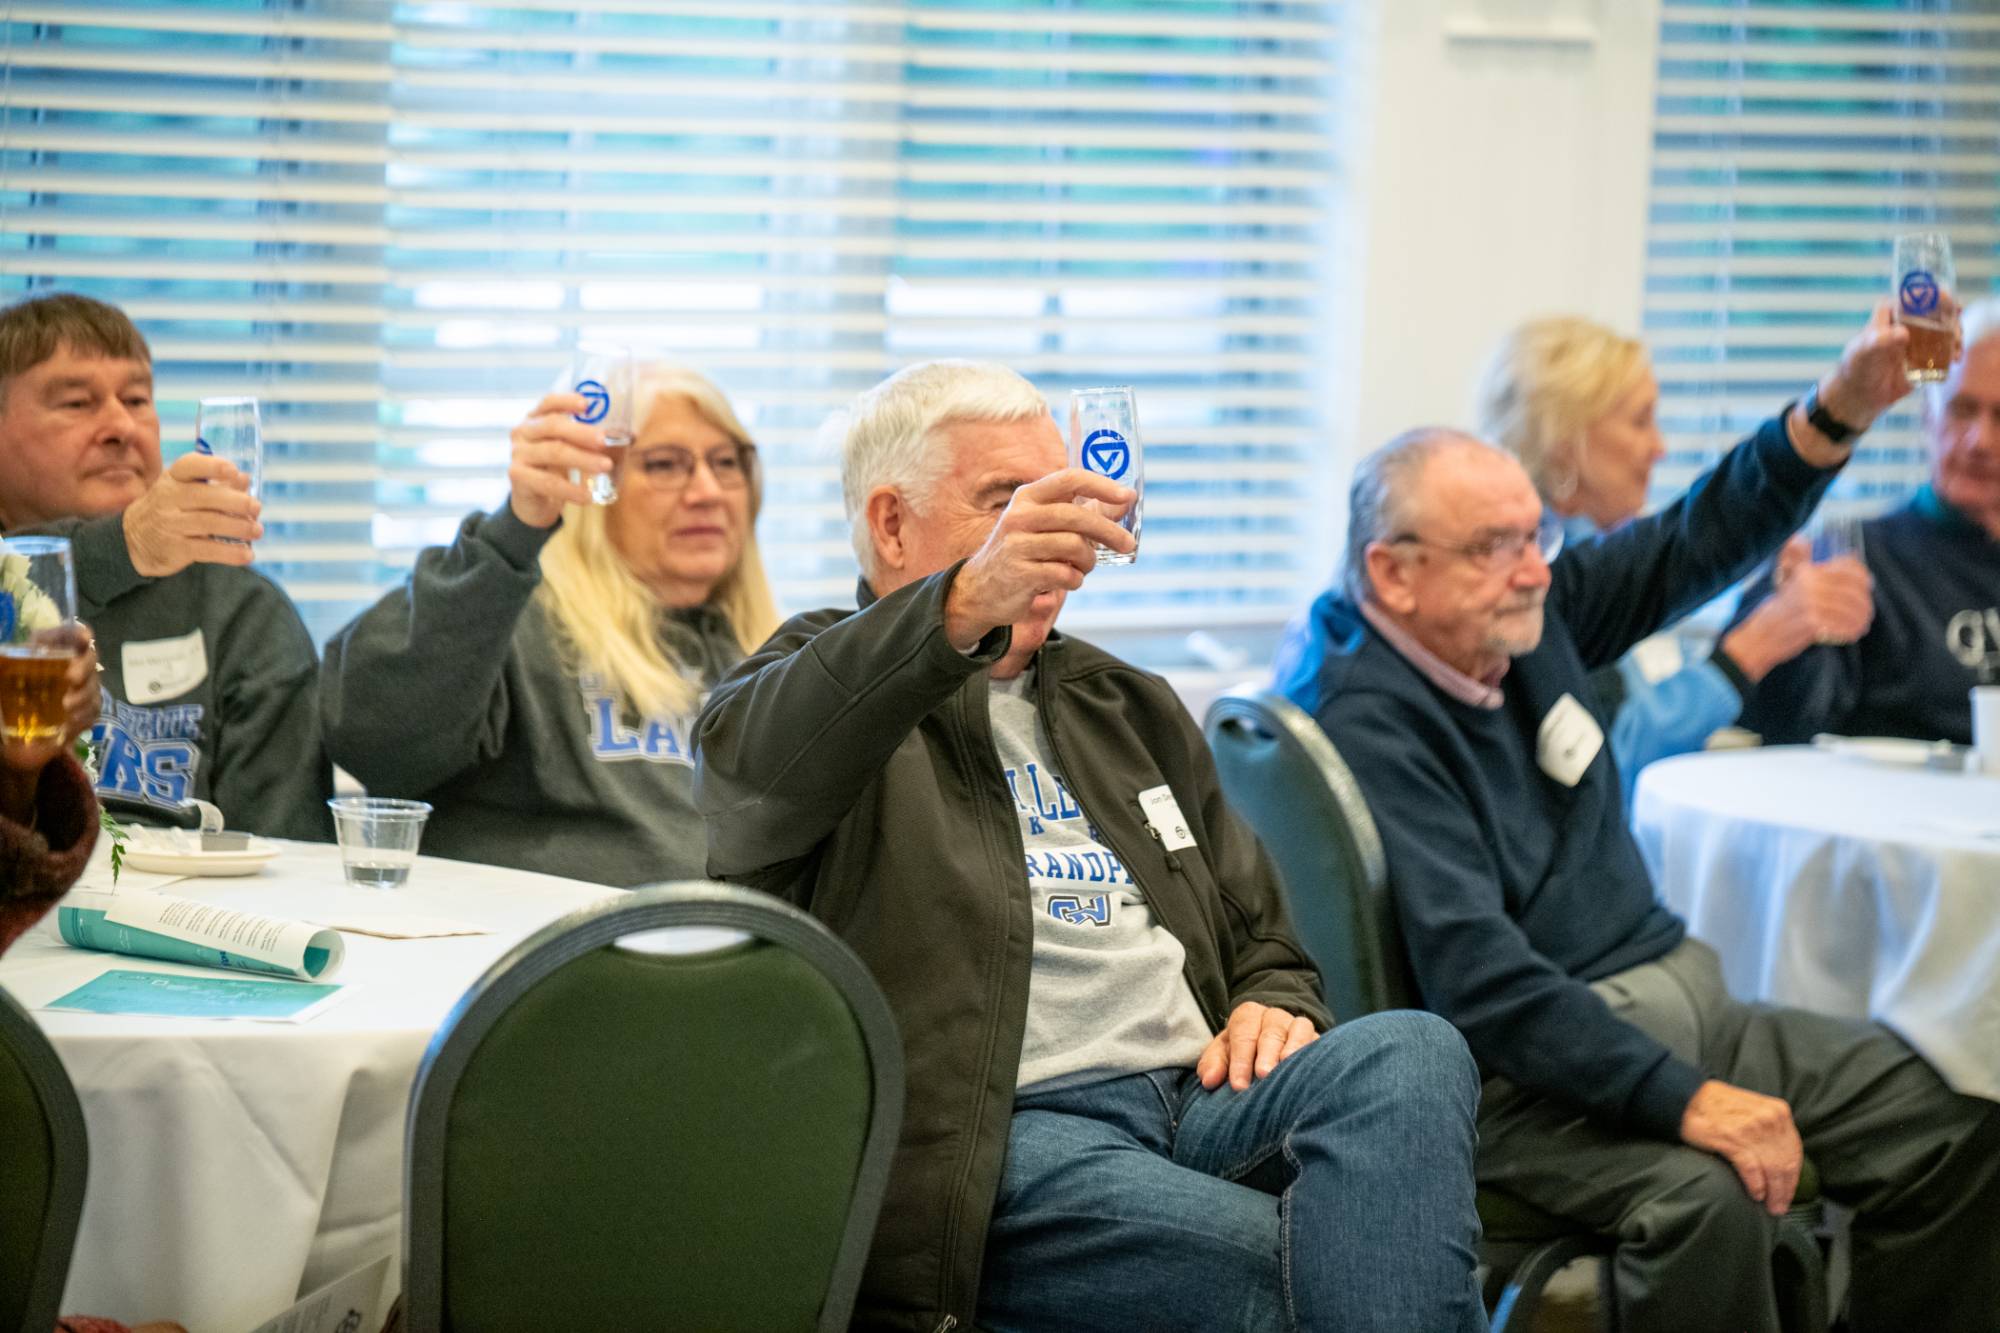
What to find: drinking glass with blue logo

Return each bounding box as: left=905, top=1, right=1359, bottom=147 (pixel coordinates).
left=195, top=396, right=262, bottom=545
left=559, top=344, right=636, bottom=505
left=1893, top=232, right=1956, bottom=385
left=1069, top=386, right=1142, bottom=565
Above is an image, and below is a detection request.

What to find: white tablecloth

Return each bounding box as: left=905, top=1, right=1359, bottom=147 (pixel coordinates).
left=0, top=839, right=616, bottom=1332
left=1633, top=746, right=2000, bottom=1103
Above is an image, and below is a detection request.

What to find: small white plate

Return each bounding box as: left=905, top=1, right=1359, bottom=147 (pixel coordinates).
left=1813, top=735, right=1965, bottom=770
left=121, top=836, right=281, bottom=878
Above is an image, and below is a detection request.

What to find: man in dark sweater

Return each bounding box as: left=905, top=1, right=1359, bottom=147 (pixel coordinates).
left=1279, top=307, right=2000, bottom=1333
left=0, top=294, right=329, bottom=840
left=1734, top=297, right=2000, bottom=744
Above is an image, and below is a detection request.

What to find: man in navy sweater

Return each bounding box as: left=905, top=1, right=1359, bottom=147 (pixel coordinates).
left=1734, top=297, right=2000, bottom=744
left=1279, top=306, right=2000, bottom=1333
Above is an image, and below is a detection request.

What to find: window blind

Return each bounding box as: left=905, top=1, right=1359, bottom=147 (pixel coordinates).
left=0, top=1, right=393, bottom=645
left=1645, top=0, right=2000, bottom=516
left=2, top=1, right=1339, bottom=644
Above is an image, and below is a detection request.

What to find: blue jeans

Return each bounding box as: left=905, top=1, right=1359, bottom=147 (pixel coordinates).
left=977, top=1010, right=1488, bottom=1332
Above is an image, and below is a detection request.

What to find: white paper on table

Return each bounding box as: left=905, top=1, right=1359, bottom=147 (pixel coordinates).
left=73, top=863, right=188, bottom=894
left=246, top=1253, right=390, bottom=1333
left=315, top=913, right=493, bottom=939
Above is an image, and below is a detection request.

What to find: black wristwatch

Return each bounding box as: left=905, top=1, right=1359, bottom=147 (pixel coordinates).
left=1801, top=383, right=1859, bottom=444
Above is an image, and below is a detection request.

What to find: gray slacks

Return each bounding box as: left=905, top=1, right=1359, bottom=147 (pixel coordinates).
left=1476, top=937, right=2000, bottom=1333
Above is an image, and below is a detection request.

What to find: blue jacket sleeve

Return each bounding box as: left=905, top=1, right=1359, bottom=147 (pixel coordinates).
left=1610, top=656, right=1744, bottom=808
left=1553, top=413, right=1837, bottom=672
left=1323, top=688, right=1705, bottom=1139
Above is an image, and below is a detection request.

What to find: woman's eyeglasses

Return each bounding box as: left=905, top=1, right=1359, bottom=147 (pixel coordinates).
left=630, top=444, right=754, bottom=492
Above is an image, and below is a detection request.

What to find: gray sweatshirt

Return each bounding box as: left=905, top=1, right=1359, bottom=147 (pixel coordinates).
left=988, top=671, right=1213, bottom=1094
left=318, top=506, right=738, bottom=887
left=35, top=513, right=331, bottom=841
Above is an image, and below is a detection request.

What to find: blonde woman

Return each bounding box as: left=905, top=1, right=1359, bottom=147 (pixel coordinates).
left=1475, top=316, right=1872, bottom=797
left=320, top=363, right=780, bottom=886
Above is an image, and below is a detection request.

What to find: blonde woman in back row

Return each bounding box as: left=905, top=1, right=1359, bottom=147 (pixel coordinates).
left=319, top=363, right=780, bottom=886
left=1475, top=317, right=1874, bottom=802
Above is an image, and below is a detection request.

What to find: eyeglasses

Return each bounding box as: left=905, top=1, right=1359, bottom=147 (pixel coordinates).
left=629, top=443, right=754, bottom=492
left=1388, top=509, right=1564, bottom=574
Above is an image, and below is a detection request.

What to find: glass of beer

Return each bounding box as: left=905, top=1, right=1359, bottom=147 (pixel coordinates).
left=557, top=344, right=636, bottom=505
left=0, top=535, right=81, bottom=752
left=1069, top=386, right=1143, bottom=565
left=1893, top=232, right=1956, bottom=384
left=196, top=395, right=263, bottom=546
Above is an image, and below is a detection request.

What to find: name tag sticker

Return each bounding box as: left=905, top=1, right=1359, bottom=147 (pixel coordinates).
left=1628, top=633, right=1686, bottom=685
left=1137, top=783, right=1198, bottom=851
left=1536, top=692, right=1603, bottom=788
left=121, top=629, right=208, bottom=704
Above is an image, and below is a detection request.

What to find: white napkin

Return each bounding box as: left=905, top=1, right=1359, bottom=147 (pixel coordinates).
left=313, top=913, right=493, bottom=940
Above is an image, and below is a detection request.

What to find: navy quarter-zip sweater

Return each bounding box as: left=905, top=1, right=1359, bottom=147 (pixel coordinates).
left=1279, top=412, right=1839, bottom=1138
left=1732, top=484, right=2000, bottom=746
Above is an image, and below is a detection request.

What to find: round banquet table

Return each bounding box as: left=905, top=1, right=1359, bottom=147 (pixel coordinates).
left=0, top=838, right=618, bottom=1331
left=1632, top=745, right=2000, bottom=1104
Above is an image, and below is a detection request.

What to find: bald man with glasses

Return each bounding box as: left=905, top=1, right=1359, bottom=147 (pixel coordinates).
left=1276, top=308, right=2000, bottom=1333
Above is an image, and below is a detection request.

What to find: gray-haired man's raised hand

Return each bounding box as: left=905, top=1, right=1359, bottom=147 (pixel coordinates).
left=942, top=467, right=1135, bottom=652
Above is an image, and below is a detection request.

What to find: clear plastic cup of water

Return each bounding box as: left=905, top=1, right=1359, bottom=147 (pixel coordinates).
left=327, top=796, right=432, bottom=889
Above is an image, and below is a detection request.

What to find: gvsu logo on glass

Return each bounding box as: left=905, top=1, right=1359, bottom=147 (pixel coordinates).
left=573, top=378, right=612, bottom=425
left=1081, top=428, right=1131, bottom=481
left=1900, top=269, right=1940, bottom=317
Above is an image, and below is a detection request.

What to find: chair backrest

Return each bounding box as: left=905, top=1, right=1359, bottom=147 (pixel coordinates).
left=402, top=882, right=903, bottom=1333
left=0, top=984, right=88, bottom=1333
left=1205, top=687, right=1413, bottom=1019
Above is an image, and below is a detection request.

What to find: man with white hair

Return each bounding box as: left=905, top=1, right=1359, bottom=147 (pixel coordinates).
left=1278, top=309, right=2000, bottom=1332
left=1734, top=296, right=2000, bottom=744
left=696, top=360, right=1485, bottom=1332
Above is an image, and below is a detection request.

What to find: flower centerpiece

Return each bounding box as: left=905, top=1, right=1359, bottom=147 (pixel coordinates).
left=0, top=549, right=63, bottom=644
